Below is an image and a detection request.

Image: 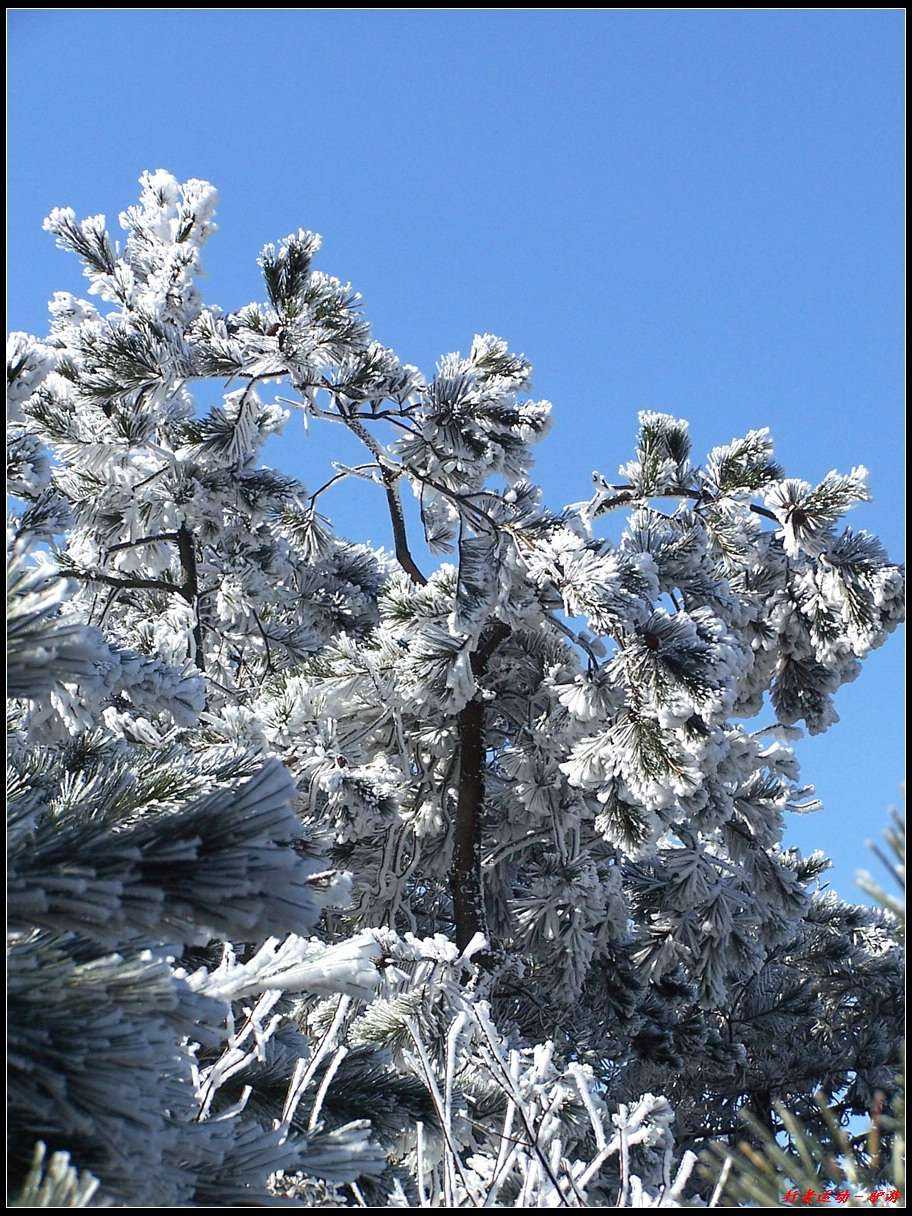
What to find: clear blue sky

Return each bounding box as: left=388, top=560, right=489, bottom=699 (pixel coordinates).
left=8, top=10, right=904, bottom=900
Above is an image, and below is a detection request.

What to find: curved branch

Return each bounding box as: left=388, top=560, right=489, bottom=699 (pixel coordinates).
left=339, top=413, right=428, bottom=586
left=597, top=482, right=781, bottom=524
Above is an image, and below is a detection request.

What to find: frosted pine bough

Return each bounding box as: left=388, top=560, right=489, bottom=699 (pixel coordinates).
left=6, top=170, right=904, bottom=1206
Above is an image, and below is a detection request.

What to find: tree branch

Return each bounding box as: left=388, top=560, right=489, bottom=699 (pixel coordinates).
left=598, top=483, right=781, bottom=524
left=66, top=570, right=184, bottom=596
left=340, top=413, right=428, bottom=586
left=71, top=525, right=207, bottom=675
left=103, top=532, right=181, bottom=557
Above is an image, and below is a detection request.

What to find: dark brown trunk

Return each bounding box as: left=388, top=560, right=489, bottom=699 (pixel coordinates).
left=748, top=1088, right=777, bottom=1145
left=176, top=523, right=206, bottom=672
left=451, top=693, right=486, bottom=952
left=450, top=621, right=509, bottom=955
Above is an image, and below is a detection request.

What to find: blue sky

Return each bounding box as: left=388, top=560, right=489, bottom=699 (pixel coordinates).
left=9, top=9, right=904, bottom=899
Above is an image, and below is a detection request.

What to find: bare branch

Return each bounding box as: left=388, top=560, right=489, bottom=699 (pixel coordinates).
left=597, top=482, right=781, bottom=524
left=339, top=412, right=428, bottom=586
left=66, top=569, right=184, bottom=596
left=103, top=532, right=181, bottom=557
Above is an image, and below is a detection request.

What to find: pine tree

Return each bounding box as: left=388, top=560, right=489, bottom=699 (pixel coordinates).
left=700, top=812, right=905, bottom=1209
left=6, top=170, right=904, bottom=1206
left=7, top=533, right=389, bottom=1204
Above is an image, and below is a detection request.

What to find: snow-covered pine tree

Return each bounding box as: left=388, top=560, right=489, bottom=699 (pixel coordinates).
left=7, top=532, right=392, bottom=1204
left=7, top=170, right=904, bottom=1206
left=700, top=812, right=905, bottom=1209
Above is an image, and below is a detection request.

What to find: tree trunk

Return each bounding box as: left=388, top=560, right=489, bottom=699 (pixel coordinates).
left=450, top=621, right=509, bottom=954
left=176, top=524, right=206, bottom=672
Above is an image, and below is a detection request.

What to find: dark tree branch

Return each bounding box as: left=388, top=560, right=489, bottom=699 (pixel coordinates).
left=341, top=413, right=429, bottom=586
left=103, top=532, right=181, bottom=557
left=97, top=586, right=121, bottom=629
left=599, top=483, right=781, bottom=524
left=67, top=570, right=184, bottom=596
left=250, top=608, right=274, bottom=675
left=70, top=526, right=206, bottom=674
left=308, top=463, right=378, bottom=506
left=382, top=478, right=429, bottom=586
